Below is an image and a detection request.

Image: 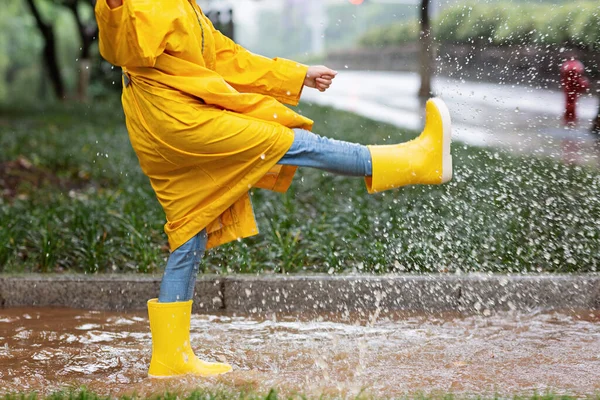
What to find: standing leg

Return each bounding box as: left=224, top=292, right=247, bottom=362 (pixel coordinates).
left=158, top=229, right=207, bottom=303
left=148, top=228, right=232, bottom=378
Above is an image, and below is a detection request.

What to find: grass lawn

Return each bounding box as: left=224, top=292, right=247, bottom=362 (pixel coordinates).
left=0, top=100, right=599, bottom=274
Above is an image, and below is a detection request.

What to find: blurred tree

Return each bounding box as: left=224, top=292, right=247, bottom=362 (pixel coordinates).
left=53, top=0, right=98, bottom=101
left=21, top=0, right=230, bottom=102
left=0, top=1, right=43, bottom=103
left=418, top=0, right=433, bottom=98
left=25, top=0, right=66, bottom=100
left=205, top=9, right=235, bottom=40
left=0, top=2, right=18, bottom=100
left=325, top=2, right=412, bottom=52
left=254, top=7, right=311, bottom=58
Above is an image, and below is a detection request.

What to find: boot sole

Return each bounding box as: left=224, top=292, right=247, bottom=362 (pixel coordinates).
left=429, top=97, right=453, bottom=183
left=148, top=370, right=232, bottom=379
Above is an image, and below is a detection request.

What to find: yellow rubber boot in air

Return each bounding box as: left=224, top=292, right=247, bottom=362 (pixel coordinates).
left=147, top=299, right=232, bottom=378
left=365, top=97, right=453, bottom=193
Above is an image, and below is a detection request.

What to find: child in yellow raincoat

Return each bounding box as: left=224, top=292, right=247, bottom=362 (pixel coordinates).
left=96, top=0, right=452, bottom=378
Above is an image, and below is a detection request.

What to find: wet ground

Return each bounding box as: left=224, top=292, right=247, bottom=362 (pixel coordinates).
left=301, top=71, right=600, bottom=166
left=1, top=307, right=600, bottom=398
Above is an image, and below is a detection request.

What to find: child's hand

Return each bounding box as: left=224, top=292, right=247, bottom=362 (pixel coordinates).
left=106, top=0, right=123, bottom=9
left=304, top=66, right=338, bottom=92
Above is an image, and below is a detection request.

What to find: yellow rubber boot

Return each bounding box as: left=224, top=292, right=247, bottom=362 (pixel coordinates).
left=365, top=97, right=452, bottom=193
left=147, top=299, right=232, bottom=378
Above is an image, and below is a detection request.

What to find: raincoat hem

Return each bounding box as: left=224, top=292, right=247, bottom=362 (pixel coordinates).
left=165, top=129, right=296, bottom=252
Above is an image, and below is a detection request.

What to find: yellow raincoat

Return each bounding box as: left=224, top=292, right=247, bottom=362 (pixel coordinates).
left=95, top=0, right=314, bottom=251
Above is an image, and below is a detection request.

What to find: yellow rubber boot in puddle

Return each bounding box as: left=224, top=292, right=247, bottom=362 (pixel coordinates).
left=147, top=299, right=232, bottom=378
left=365, top=97, right=453, bottom=193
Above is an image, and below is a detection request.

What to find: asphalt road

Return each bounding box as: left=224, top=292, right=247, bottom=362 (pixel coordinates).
left=301, top=71, right=600, bottom=166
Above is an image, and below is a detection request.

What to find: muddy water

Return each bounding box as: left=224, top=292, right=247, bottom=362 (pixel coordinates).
left=1, top=308, right=599, bottom=398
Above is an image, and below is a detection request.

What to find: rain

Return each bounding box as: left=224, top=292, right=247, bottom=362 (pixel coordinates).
left=1, top=0, right=600, bottom=398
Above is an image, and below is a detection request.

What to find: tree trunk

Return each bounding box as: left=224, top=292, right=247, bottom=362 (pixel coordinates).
left=418, top=0, right=433, bottom=98
left=78, top=59, right=92, bottom=101
left=66, top=0, right=98, bottom=101
left=25, top=0, right=66, bottom=100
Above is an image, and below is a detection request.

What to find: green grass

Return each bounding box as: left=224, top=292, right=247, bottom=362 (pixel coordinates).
left=0, top=100, right=599, bottom=274
left=3, top=389, right=599, bottom=400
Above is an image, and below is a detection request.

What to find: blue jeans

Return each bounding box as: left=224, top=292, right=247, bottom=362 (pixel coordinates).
left=278, top=129, right=372, bottom=176
left=158, top=129, right=373, bottom=302
left=158, top=229, right=208, bottom=302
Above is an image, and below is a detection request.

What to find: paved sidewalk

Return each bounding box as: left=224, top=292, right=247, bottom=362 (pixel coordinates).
left=301, top=71, right=600, bottom=166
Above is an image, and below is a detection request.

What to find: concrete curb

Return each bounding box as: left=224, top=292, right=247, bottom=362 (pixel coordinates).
left=0, top=275, right=224, bottom=313
left=0, top=274, right=598, bottom=313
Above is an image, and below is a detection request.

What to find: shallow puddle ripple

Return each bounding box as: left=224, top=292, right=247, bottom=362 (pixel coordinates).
left=1, top=308, right=599, bottom=397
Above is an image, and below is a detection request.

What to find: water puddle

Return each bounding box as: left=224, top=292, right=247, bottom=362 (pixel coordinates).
left=1, top=307, right=599, bottom=397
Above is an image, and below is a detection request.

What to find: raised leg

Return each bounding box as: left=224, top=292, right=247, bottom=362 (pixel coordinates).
left=278, top=98, right=452, bottom=193
left=278, top=128, right=373, bottom=177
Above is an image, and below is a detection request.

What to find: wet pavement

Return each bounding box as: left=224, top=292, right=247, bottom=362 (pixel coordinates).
left=1, top=307, right=600, bottom=398
left=301, top=71, right=600, bottom=166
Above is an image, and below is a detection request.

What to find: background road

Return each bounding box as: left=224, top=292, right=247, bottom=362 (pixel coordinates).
left=301, top=71, right=600, bottom=165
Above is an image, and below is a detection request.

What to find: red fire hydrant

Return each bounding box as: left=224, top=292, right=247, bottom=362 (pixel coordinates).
left=560, top=58, right=589, bottom=125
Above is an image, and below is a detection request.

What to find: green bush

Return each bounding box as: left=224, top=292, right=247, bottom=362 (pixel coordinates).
left=359, top=20, right=420, bottom=47
left=454, top=3, right=506, bottom=44
left=493, top=6, right=538, bottom=46
left=568, top=4, right=600, bottom=49
left=358, top=1, right=600, bottom=50
left=539, top=5, right=583, bottom=47
left=435, top=4, right=471, bottom=44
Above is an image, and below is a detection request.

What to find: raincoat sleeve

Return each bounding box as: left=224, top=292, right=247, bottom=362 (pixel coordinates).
left=151, top=55, right=313, bottom=131
left=206, top=17, right=309, bottom=106
left=95, top=0, right=173, bottom=68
